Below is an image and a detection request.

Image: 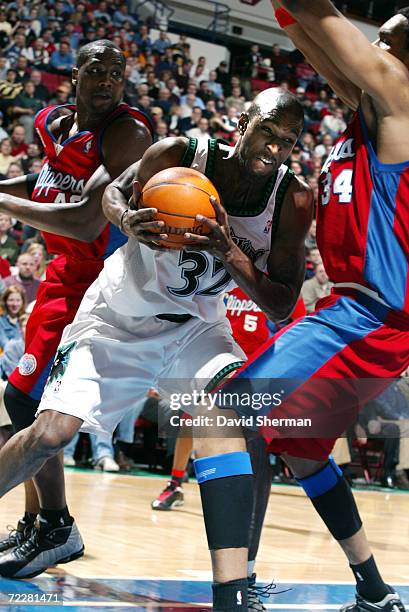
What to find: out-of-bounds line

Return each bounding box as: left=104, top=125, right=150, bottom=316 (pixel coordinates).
left=264, top=605, right=340, bottom=610
left=41, top=604, right=339, bottom=611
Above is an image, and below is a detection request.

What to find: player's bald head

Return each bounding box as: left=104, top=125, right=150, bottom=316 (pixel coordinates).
left=397, top=6, right=409, bottom=21
left=76, top=39, right=125, bottom=69
left=246, top=88, right=304, bottom=135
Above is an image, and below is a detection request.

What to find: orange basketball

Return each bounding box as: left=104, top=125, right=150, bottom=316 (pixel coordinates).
left=140, top=167, right=219, bottom=249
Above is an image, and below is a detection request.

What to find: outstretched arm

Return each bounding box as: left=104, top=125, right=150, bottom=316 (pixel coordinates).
left=0, top=174, right=39, bottom=199
left=272, top=0, right=360, bottom=109
left=0, top=117, right=153, bottom=242
left=0, top=166, right=110, bottom=241
left=279, top=0, right=409, bottom=111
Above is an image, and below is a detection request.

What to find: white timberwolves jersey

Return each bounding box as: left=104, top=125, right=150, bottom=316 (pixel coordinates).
left=99, top=138, right=293, bottom=323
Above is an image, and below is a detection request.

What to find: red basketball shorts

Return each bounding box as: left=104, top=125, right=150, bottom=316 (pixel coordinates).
left=221, top=290, right=409, bottom=461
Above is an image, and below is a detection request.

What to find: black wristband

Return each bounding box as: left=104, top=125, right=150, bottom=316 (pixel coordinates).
left=119, top=208, right=129, bottom=232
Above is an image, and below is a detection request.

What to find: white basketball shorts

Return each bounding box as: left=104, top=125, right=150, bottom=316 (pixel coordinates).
left=37, top=278, right=246, bottom=438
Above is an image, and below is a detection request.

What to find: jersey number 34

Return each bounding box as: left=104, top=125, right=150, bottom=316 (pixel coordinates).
left=321, top=169, right=353, bottom=206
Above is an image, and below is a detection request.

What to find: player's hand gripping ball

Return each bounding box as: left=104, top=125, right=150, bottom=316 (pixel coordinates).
left=138, top=167, right=219, bottom=249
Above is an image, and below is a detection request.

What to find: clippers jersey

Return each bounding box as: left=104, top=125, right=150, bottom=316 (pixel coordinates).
left=33, top=103, right=152, bottom=261
left=318, top=109, right=409, bottom=313
left=224, top=287, right=270, bottom=356
left=100, top=138, right=294, bottom=322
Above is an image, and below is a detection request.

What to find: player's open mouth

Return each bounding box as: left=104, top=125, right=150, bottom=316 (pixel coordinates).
left=256, top=157, right=275, bottom=167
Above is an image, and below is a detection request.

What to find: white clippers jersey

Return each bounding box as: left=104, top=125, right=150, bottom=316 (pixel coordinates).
left=99, top=138, right=293, bottom=323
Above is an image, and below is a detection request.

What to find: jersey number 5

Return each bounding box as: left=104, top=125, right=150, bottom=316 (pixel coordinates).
left=321, top=169, right=353, bottom=206
left=243, top=314, right=258, bottom=332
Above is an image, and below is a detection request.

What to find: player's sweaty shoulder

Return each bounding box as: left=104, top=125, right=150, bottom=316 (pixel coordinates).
left=287, top=174, right=313, bottom=212
left=102, top=114, right=153, bottom=169
left=373, top=51, right=409, bottom=113
left=144, top=136, right=190, bottom=168
left=104, top=112, right=152, bottom=141
left=135, top=136, right=190, bottom=185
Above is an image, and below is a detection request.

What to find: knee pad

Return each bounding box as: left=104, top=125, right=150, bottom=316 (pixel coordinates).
left=4, top=382, right=40, bottom=432
left=194, top=452, right=253, bottom=550
left=296, top=456, right=362, bottom=540
left=195, top=451, right=253, bottom=484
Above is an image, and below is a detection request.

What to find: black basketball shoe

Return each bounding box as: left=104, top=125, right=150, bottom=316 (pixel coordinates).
left=0, top=518, right=34, bottom=553
left=0, top=517, right=84, bottom=578
left=151, top=480, right=184, bottom=510
left=340, top=590, right=406, bottom=611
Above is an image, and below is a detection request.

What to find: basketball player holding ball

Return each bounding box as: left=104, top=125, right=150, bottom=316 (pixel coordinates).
left=140, top=167, right=218, bottom=249
left=0, top=88, right=313, bottom=608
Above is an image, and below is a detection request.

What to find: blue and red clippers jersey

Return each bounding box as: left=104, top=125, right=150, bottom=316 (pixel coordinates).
left=33, top=103, right=153, bottom=260
left=317, top=108, right=409, bottom=314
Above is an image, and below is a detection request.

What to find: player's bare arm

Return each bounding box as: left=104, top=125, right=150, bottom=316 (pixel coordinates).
left=0, top=166, right=111, bottom=240
left=102, top=137, right=188, bottom=245
left=279, top=1, right=409, bottom=163
left=0, top=174, right=39, bottom=199
left=264, top=176, right=313, bottom=318
left=280, top=1, right=409, bottom=107
left=186, top=177, right=313, bottom=322
left=0, top=118, right=152, bottom=241
left=101, top=116, right=152, bottom=191
left=79, top=115, right=153, bottom=235
left=272, top=0, right=360, bottom=109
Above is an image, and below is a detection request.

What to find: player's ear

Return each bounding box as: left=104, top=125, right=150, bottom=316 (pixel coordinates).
left=238, top=113, right=249, bottom=135
left=72, top=67, right=78, bottom=87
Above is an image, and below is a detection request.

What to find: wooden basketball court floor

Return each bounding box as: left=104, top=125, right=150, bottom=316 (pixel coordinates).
left=0, top=468, right=408, bottom=611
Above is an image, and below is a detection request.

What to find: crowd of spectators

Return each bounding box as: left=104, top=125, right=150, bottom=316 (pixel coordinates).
left=0, top=0, right=407, bottom=485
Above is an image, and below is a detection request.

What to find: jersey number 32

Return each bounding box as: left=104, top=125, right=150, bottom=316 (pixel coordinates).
left=167, top=251, right=231, bottom=297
